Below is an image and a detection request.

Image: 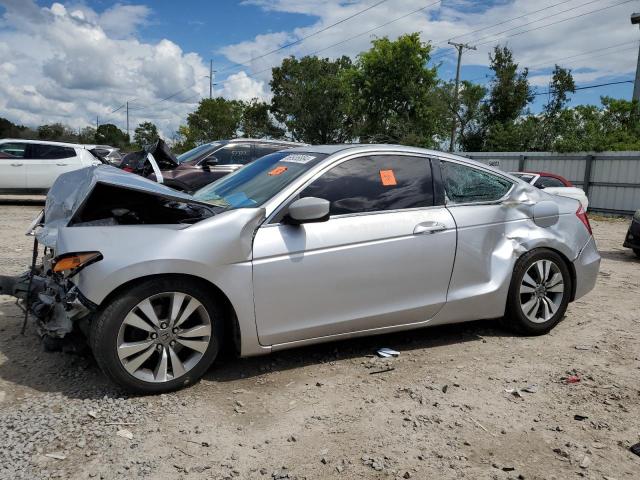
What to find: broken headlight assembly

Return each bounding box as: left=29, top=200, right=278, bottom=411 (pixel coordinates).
left=52, top=252, right=103, bottom=277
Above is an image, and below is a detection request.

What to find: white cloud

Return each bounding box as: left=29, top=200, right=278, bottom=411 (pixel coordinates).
left=0, top=1, right=268, bottom=139
left=1, top=0, right=636, bottom=140
left=221, top=0, right=638, bottom=95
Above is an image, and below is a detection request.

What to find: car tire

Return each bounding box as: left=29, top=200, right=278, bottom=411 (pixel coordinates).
left=634, top=248, right=640, bottom=258
left=90, top=276, right=223, bottom=393
left=503, top=249, right=572, bottom=336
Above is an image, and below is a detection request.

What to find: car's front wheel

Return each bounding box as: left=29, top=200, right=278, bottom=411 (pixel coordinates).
left=91, top=277, right=223, bottom=393
left=504, top=249, right=572, bottom=335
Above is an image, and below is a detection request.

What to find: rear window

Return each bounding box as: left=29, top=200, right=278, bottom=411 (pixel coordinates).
left=442, top=161, right=512, bottom=204
left=28, top=144, right=76, bottom=160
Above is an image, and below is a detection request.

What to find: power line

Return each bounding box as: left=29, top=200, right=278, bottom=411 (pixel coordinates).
left=216, top=0, right=392, bottom=76
left=474, top=0, right=635, bottom=48
left=464, top=41, right=639, bottom=83
left=454, top=0, right=603, bottom=47
left=532, top=79, right=633, bottom=95
left=445, top=0, right=578, bottom=43
left=429, top=0, right=609, bottom=61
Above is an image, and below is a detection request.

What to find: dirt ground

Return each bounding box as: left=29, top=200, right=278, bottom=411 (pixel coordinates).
left=0, top=197, right=638, bottom=480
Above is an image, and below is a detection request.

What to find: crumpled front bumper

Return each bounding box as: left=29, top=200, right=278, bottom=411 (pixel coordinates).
left=572, top=236, right=601, bottom=301
left=0, top=266, right=94, bottom=339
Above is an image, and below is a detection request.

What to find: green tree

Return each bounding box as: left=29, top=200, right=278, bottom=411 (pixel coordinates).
left=440, top=80, right=488, bottom=151
left=484, top=46, right=533, bottom=126
left=348, top=33, right=444, bottom=146
left=0, top=117, right=35, bottom=138
left=95, top=123, right=129, bottom=147
left=182, top=97, right=243, bottom=145
left=241, top=99, right=285, bottom=139
left=134, top=121, right=159, bottom=147
left=77, top=126, right=96, bottom=144
left=37, top=123, right=77, bottom=142
left=271, top=55, right=354, bottom=144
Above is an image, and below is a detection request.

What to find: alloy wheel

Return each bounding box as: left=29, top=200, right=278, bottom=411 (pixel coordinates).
left=116, top=292, right=212, bottom=383
left=519, top=259, right=565, bottom=323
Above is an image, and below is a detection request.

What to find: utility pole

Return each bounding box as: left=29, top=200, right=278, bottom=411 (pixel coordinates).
left=126, top=101, right=129, bottom=142
left=96, top=115, right=99, bottom=130
left=205, top=59, right=215, bottom=99
left=448, top=41, right=476, bottom=152
left=631, top=14, right=640, bottom=102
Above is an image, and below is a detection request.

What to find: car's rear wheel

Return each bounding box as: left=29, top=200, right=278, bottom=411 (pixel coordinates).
left=91, top=277, right=223, bottom=393
left=504, top=249, right=571, bottom=335
left=634, top=248, right=640, bottom=258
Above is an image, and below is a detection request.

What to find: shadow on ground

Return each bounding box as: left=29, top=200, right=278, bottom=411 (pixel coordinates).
left=0, top=196, right=46, bottom=206
left=598, top=249, right=639, bottom=263
left=0, top=302, right=519, bottom=400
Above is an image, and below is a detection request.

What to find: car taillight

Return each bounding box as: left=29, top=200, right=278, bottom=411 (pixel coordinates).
left=576, top=205, right=592, bottom=235
left=122, top=166, right=134, bottom=173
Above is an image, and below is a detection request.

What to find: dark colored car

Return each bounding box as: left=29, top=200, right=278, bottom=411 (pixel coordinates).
left=509, top=171, right=573, bottom=188
left=157, top=139, right=305, bottom=192
left=623, top=209, right=640, bottom=258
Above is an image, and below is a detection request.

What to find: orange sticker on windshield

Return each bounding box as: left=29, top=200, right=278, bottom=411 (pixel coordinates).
left=379, top=169, right=397, bottom=186
left=268, top=166, right=288, bottom=176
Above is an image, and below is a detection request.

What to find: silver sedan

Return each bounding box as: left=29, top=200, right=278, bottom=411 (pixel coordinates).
left=1, top=144, right=600, bottom=393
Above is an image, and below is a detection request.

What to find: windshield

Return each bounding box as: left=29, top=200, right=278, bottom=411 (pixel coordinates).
left=194, top=151, right=327, bottom=210
left=177, top=143, right=221, bottom=164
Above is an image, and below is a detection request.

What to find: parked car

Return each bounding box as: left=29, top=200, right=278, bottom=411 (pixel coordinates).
left=156, top=138, right=305, bottom=192
left=0, top=139, right=103, bottom=194
left=0, top=145, right=600, bottom=393
left=623, top=209, right=640, bottom=258
left=118, top=138, right=179, bottom=181
left=510, top=171, right=588, bottom=210
left=86, top=145, right=122, bottom=165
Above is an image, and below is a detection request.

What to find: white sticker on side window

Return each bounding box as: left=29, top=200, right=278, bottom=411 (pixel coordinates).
left=280, top=154, right=316, bottom=164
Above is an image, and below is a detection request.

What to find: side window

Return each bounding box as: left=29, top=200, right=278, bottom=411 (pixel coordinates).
left=28, top=144, right=76, bottom=160
left=299, top=155, right=434, bottom=216
left=441, top=161, right=512, bottom=204
left=534, top=176, right=565, bottom=189
left=254, top=144, right=284, bottom=159
left=0, top=142, right=26, bottom=158
left=211, top=144, right=252, bottom=165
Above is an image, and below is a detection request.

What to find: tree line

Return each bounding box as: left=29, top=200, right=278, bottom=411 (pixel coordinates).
left=3, top=33, right=640, bottom=154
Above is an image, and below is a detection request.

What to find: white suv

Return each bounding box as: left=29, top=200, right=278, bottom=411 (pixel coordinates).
left=0, top=139, right=102, bottom=194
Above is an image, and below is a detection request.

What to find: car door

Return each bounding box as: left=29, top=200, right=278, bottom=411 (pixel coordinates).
left=436, top=160, right=525, bottom=321
left=194, top=143, right=252, bottom=189
left=25, top=144, right=80, bottom=190
left=252, top=153, right=457, bottom=346
left=0, top=142, right=27, bottom=190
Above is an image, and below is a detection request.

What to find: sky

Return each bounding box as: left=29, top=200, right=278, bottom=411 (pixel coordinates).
left=0, top=0, right=639, bottom=139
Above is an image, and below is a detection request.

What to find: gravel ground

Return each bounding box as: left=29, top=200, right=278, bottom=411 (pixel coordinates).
left=0, top=198, right=639, bottom=480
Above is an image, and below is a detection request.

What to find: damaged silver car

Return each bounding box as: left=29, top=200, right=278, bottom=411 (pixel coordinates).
left=0, top=145, right=601, bottom=393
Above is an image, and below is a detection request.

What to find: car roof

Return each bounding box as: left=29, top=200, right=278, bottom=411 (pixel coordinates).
left=286, top=144, right=501, bottom=171
left=0, top=138, right=84, bottom=148
left=209, top=138, right=307, bottom=146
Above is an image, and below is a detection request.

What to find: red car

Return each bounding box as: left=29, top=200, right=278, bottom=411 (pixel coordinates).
left=509, top=171, right=573, bottom=188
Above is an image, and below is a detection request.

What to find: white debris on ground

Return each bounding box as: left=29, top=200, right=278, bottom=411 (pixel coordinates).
left=0, top=203, right=638, bottom=480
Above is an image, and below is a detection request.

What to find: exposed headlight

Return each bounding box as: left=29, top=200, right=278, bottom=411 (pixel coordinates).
left=634, top=210, right=640, bottom=222
left=52, top=252, right=102, bottom=275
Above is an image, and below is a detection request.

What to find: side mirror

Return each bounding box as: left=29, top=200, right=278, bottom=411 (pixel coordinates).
left=285, top=197, right=330, bottom=225
left=203, top=156, right=219, bottom=167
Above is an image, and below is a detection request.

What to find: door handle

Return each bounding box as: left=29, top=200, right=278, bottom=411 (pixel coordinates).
left=413, top=222, right=447, bottom=235
left=56, top=163, right=69, bottom=166
left=10, top=163, right=23, bottom=167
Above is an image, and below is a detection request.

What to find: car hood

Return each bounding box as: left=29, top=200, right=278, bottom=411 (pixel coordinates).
left=36, top=165, right=213, bottom=247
